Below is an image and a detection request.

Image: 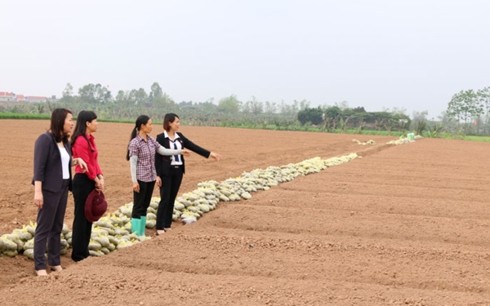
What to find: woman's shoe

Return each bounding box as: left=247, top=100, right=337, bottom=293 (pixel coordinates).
left=156, top=229, right=166, bottom=236
left=36, top=269, right=48, bottom=276
left=51, top=265, right=63, bottom=272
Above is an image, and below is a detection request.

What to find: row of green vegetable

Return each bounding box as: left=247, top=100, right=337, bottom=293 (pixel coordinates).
left=0, top=153, right=358, bottom=258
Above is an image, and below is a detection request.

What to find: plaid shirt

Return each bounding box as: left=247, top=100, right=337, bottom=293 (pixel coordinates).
left=128, top=135, right=161, bottom=182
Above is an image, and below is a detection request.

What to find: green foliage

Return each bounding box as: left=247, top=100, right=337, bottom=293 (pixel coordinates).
left=16, top=81, right=490, bottom=139
left=0, top=112, right=50, bottom=120
left=297, top=107, right=323, bottom=125
left=150, top=82, right=163, bottom=100
left=242, top=96, right=263, bottom=115
left=461, top=135, right=490, bottom=142
left=296, top=105, right=410, bottom=132
left=218, top=95, right=240, bottom=114
left=411, top=111, right=428, bottom=135
left=62, top=83, right=74, bottom=98
left=447, top=89, right=481, bottom=123
left=445, top=86, right=490, bottom=135
left=78, top=83, right=112, bottom=104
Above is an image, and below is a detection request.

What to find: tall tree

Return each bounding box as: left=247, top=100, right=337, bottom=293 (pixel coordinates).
left=78, top=84, right=96, bottom=103
left=62, top=83, right=73, bottom=98
left=218, top=95, right=240, bottom=114
left=477, top=87, right=490, bottom=117
left=242, top=96, right=263, bottom=115
left=411, top=111, right=428, bottom=135
left=94, top=84, right=112, bottom=103
left=447, top=89, right=482, bottom=123
left=130, top=88, right=148, bottom=105
left=150, top=82, right=163, bottom=100
left=264, top=101, right=277, bottom=114
left=297, top=107, right=324, bottom=125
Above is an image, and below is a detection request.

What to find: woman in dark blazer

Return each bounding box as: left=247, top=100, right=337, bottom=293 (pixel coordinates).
left=32, top=108, right=87, bottom=276
left=155, top=113, right=220, bottom=235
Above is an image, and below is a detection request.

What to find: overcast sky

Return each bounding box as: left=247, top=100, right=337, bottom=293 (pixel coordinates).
left=1, top=0, right=489, bottom=118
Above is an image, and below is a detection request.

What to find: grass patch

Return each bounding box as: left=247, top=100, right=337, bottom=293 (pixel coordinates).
left=0, top=113, right=134, bottom=123
left=460, top=135, right=490, bottom=142
left=0, top=113, right=50, bottom=120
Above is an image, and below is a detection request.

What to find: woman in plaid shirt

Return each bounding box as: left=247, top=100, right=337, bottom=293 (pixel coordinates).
left=126, top=115, right=189, bottom=236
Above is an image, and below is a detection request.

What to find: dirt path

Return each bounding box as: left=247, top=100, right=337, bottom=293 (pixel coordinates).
left=0, top=120, right=489, bottom=305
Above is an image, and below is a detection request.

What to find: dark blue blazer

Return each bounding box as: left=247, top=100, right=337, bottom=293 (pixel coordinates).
left=32, top=132, right=73, bottom=192
left=155, top=132, right=210, bottom=177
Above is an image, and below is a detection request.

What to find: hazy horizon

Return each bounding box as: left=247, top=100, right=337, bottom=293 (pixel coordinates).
left=1, top=0, right=489, bottom=119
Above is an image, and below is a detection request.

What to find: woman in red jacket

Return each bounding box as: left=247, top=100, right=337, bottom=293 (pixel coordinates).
left=71, top=110, right=104, bottom=262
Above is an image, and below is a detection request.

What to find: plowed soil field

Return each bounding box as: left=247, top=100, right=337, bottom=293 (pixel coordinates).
left=0, top=119, right=489, bottom=305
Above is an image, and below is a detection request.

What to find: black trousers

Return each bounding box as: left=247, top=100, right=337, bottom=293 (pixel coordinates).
left=156, top=166, right=183, bottom=229
left=34, top=180, right=69, bottom=270
left=132, top=180, right=155, bottom=218
left=71, top=173, right=95, bottom=262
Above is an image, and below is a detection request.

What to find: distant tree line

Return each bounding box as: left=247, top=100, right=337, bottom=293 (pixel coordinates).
left=2, top=81, right=489, bottom=136
left=297, top=105, right=411, bottom=132
left=8, top=82, right=311, bottom=129
left=52, top=82, right=413, bottom=132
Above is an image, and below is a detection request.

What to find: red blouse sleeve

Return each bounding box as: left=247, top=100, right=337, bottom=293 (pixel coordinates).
left=72, top=136, right=96, bottom=180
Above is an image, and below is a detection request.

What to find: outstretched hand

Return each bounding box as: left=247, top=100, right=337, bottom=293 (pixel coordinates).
left=210, top=152, right=221, bottom=161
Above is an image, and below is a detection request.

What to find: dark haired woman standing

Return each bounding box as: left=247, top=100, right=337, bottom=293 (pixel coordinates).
left=127, top=115, right=190, bottom=236
left=155, top=113, right=220, bottom=235
left=33, top=108, right=87, bottom=276
left=71, top=110, right=104, bottom=262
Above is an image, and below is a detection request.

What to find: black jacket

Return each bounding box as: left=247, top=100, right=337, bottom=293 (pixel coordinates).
left=155, top=132, right=210, bottom=177
left=32, top=132, right=73, bottom=192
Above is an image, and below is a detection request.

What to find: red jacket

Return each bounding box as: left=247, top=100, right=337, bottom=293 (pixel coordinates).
left=72, top=134, right=102, bottom=180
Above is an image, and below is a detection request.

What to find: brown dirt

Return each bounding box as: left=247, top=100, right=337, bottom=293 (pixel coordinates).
left=0, top=119, right=489, bottom=305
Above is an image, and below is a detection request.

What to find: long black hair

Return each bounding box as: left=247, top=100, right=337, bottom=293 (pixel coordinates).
left=163, top=113, right=179, bottom=132
left=126, top=115, right=150, bottom=161
left=50, top=108, right=72, bottom=144
left=71, top=110, right=97, bottom=146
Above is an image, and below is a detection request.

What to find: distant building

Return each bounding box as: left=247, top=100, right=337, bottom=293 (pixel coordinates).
left=0, top=91, right=49, bottom=103
left=25, top=96, right=48, bottom=103
left=0, top=91, right=16, bottom=102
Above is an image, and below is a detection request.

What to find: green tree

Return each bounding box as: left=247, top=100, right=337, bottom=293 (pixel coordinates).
left=78, top=84, right=96, bottom=103
left=150, top=82, right=163, bottom=100
left=242, top=96, right=263, bottom=115
left=297, top=107, right=323, bottom=125
left=154, top=92, right=175, bottom=108
left=279, top=101, right=298, bottom=116
left=115, top=90, right=126, bottom=102
left=264, top=101, right=277, bottom=114
left=128, top=88, right=148, bottom=105
left=324, top=106, right=342, bottom=120
left=218, top=95, right=240, bottom=114
left=62, top=83, right=73, bottom=98
left=78, top=83, right=111, bottom=104
left=411, top=111, right=428, bottom=135
left=94, top=84, right=112, bottom=103
left=447, top=89, right=482, bottom=123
